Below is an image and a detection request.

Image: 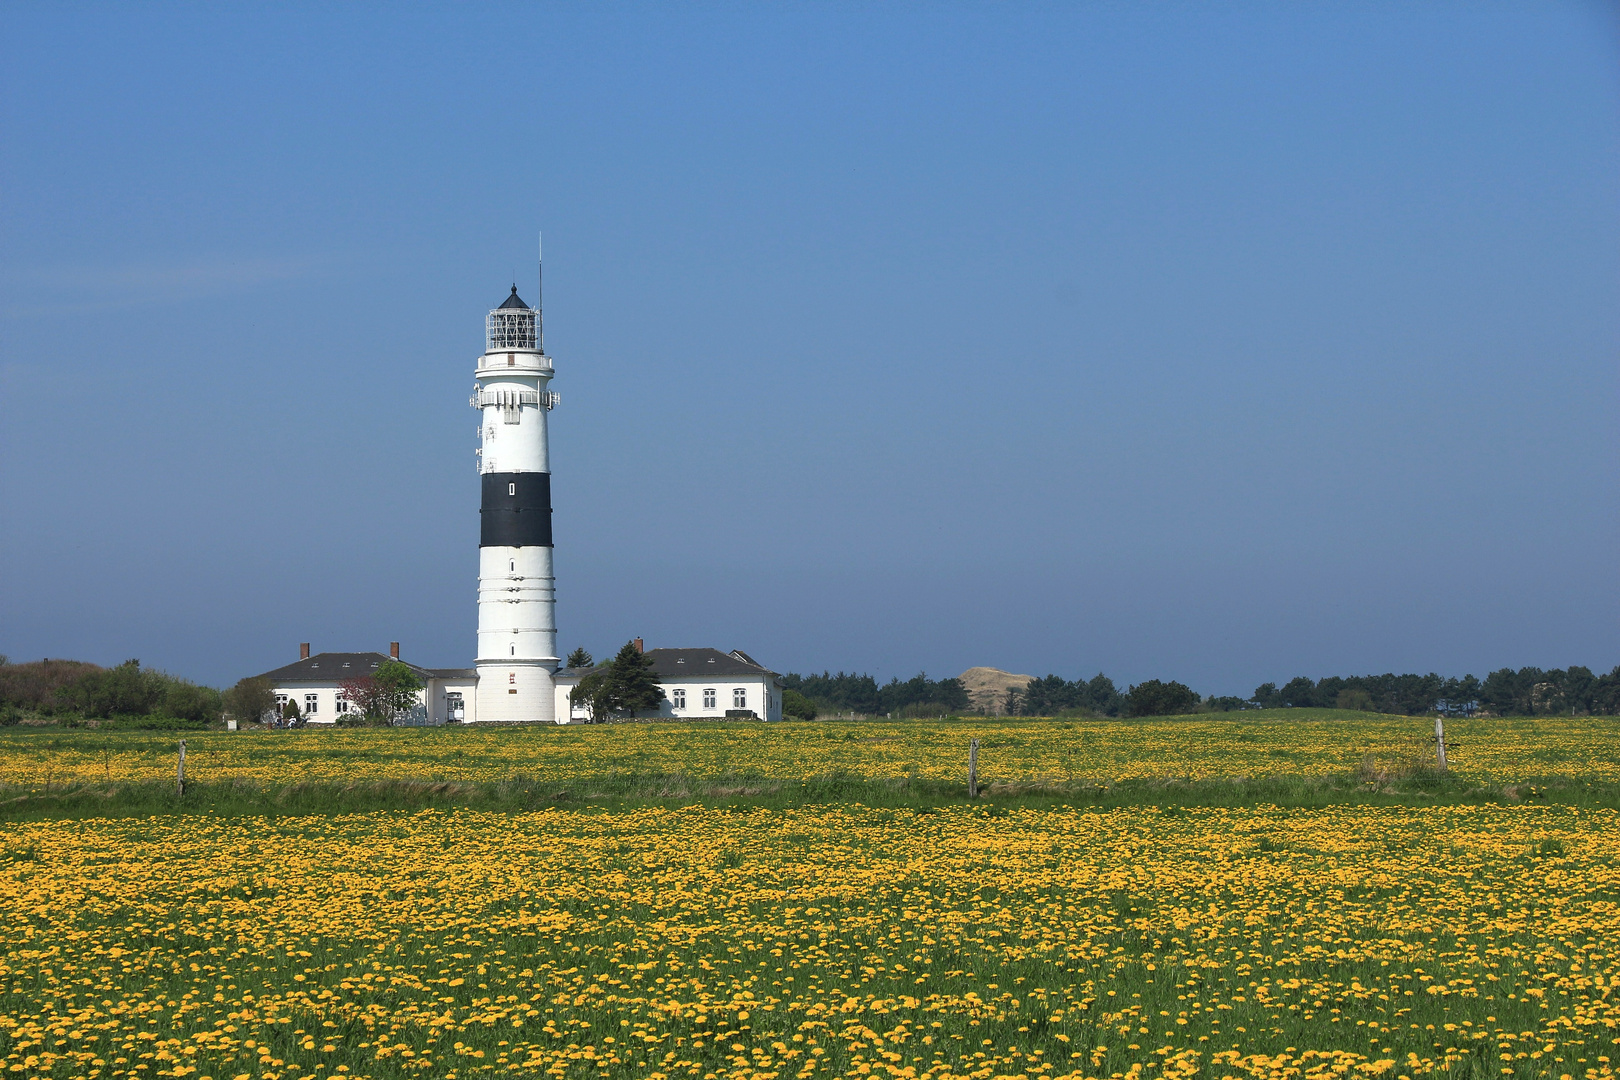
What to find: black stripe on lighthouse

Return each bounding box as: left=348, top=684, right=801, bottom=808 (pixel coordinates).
left=480, top=472, right=552, bottom=547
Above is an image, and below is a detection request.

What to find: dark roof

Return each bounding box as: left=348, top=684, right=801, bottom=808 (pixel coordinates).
left=256, top=652, right=435, bottom=683
left=427, top=668, right=477, bottom=679
left=643, top=648, right=777, bottom=678
left=497, top=285, right=530, bottom=310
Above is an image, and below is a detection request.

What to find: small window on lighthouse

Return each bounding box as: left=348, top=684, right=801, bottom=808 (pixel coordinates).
left=509, top=672, right=516, bottom=684
left=509, top=559, right=515, bottom=572
left=510, top=644, right=516, bottom=656
left=509, top=482, right=516, bottom=496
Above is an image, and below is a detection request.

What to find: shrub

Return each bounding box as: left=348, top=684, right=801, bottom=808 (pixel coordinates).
left=161, top=681, right=223, bottom=725
left=97, top=714, right=211, bottom=731
left=0, top=659, right=102, bottom=713
left=782, top=688, right=818, bottom=721
left=55, top=660, right=167, bottom=718
left=223, top=677, right=276, bottom=726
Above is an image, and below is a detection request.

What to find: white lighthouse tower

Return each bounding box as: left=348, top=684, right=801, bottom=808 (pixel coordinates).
left=472, top=285, right=560, bottom=722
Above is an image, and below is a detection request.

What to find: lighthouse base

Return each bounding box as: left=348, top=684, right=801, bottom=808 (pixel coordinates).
left=472, top=660, right=558, bottom=723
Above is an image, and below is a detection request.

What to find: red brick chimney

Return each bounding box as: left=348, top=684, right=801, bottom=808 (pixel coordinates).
left=634, top=638, right=644, bottom=654
left=390, top=642, right=400, bottom=659
left=300, top=643, right=310, bottom=660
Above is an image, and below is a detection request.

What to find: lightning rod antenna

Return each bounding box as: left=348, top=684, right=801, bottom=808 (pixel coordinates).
left=537, top=231, right=544, bottom=352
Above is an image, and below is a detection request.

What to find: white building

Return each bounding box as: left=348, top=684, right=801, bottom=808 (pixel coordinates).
left=253, top=642, right=781, bottom=725
left=256, top=643, right=478, bottom=725
left=554, top=646, right=784, bottom=722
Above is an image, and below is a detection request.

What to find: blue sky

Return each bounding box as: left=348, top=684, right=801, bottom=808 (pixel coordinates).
left=2, top=3, right=1616, bottom=694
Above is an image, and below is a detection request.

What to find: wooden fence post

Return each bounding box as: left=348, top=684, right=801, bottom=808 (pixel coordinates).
left=177, top=740, right=187, bottom=796
left=968, top=738, right=979, bottom=798
left=1434, top=716, right=1447, bottom=772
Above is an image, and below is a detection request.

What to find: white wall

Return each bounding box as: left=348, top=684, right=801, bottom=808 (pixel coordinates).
left=270, top=681, right=427, bottom=725
left=269, top=679, right=479, bottom=725
left=553, top=674, right=782, bottom=723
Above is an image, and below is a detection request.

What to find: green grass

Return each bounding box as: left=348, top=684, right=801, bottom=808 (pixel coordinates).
left=0, top=768, right=1607, bottom=822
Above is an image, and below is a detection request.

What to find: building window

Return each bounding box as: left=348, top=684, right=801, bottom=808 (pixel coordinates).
left=733, top=688, right=747, bottom=709
left=446, top=692, right=464, bottom=720
left=509, top=673, right=516, bottom=684
left=509, top=482, right=516, bottom=496
left=672, top=689, right=686, bottom=710
left=275, top=693, right=288, bottom=711
left=335, top=696, right=349, bottom=713
left=304, top=693, right=319, bottom=715
left=703, top=688, right=716, bottom=710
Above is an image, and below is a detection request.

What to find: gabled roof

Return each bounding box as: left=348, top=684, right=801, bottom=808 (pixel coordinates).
left=255, top=652, right=434, bottom=684
left=497, top=285, right=530, bottom=310
left=643, top=648, right=778, bottom=678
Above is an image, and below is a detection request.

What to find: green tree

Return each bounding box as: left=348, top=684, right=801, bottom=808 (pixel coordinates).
left=342, top=662, right=424, bottom=725
left=566, top=647, right=594, bottom=670
left=161, top=681, right=223, bottom=725
left=223, top=677, right=276, bottom=726
left=280, top=697, right=304, bottom=726
left=569, top=669, right=614, bottom=723
left=1123, top=679, right=1200, bottom=717
left=56, top=659, right=166, bottom=718
left=607, top=640, right=665, bottom=718
left=373, top=660, right=424, bottom=724
left=1335, top=687, right=1373, bottom=712
left=781, top=688, right=818, bottom=721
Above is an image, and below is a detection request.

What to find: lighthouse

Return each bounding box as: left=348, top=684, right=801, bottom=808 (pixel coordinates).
left=472, top=285, right=560, bottom=722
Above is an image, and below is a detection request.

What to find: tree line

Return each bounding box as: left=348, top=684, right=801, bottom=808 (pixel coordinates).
left=778, top=671, right=970, bottom=718
left=1244, top=666, right=1620, bottom=717
left=784, top=664, right=1620, bottom=718
left=6, top=651, right=1617, bottom=728
left=0, top=656, right=225, bottom=729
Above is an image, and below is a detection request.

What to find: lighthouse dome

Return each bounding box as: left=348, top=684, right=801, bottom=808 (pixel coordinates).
left=487, top=285, right=539, bottom=351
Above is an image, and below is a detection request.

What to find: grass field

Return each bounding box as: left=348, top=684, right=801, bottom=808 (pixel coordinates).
left=3, top=712, right=1618, bottom=791
left=1, top=714, right=1618, bottom=1080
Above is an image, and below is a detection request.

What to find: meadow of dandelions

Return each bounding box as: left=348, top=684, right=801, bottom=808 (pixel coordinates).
left=0, top=802, right=1616, bottom=1080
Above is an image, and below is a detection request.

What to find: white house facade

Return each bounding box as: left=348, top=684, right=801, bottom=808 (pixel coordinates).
left=554, top=647, right=784, bottom=723
left=256, top=644, right=477, bottom=726
left=253, top=643, right=782, bottom=726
